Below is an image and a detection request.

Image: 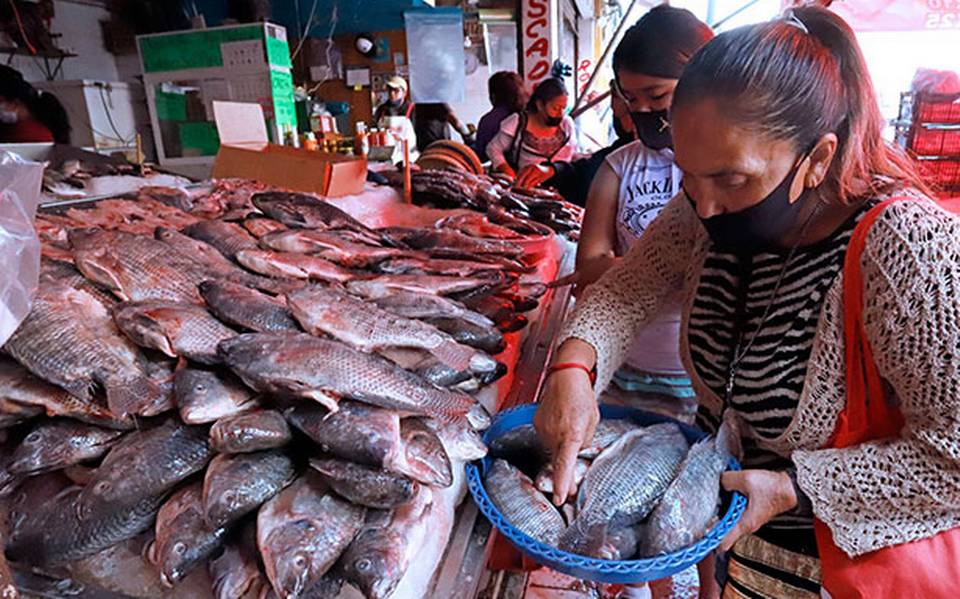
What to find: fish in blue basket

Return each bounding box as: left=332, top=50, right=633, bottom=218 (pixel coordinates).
left=559, top=423, right=689, bottom=558
left=640, top=413, right=742, bottom=557
left=486, top=459, right=566, bottom=546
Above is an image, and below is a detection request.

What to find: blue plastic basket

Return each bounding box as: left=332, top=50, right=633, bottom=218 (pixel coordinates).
left=466, top=403, right=746, bottom=584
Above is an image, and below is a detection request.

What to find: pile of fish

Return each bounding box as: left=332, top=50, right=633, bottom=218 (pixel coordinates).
left=410, top=169, right=583, bottom=239
left=0, top=188, right=555, bottom=598
left=485, top=415, right=739, bottom=561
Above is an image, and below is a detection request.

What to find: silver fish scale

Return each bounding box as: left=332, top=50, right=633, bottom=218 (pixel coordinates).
left=5, top=283, right=142, bottom=400
left=642, top=437, right=726, bottom=556
left=114, top=302, right=236, bottom=362
left=222, top=333, right=479, bottom=424
left=201, top=281, right=298, bottom=333
left=486, top=459, right=565, bottom=546
left=561, top=424, right=688, bottom=555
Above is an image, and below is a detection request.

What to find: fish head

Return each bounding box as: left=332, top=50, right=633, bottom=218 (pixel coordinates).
left=175, top=369, right=225, bottom=414
left=8, top=427, right=54, bottom=474
left=400, top=420, right=453, bottom=487
left=265, top=518, right=327, bottom=599
left=205, top=484, right=245, bottom=528
left=158, top=538, right=202, bottom=588
left=342, top=534, right=403, bottom=599
left=154, top=227, right=177, bottom=243
left=73, top=247, right=125, bottom=294
left=114, top=307, right=177, bottom=358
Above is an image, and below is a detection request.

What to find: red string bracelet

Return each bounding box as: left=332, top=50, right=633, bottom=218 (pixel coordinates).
left=547, top=362, right=596, bottom=384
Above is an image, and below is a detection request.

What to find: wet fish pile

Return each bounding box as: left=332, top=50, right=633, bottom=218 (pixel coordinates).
left=411, top=169, right=583, bottom=239
left=486, top=417, right=739, bottom=560
left=0, top=187, right=555, bottom=598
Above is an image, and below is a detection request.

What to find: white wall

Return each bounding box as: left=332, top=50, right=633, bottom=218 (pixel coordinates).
left=12, top=0, right=119, bottom=84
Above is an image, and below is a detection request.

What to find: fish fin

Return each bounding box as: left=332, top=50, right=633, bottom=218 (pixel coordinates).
left=716, top=409, right=743, bottom=461
left=306, top=389, right=341, bottom=413
left=429, top=340, right=477, bottom=372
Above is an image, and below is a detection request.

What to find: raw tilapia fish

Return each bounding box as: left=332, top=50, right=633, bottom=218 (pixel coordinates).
left=380, top=227, right=524, bottom=257
left=257, top=472, right=366, bottom=599
left=641, top=416, right=740, bottom=557
left=183, top=219, right=259, bottom=259
left=147, top=481, right=228, bottom=587
left=69, top=228, right=209, bottom=304
left=347, top=273, right=504, bottom=298
left=489, top=419, right=637, bottom=462
left=559, top=423, right=689, bottom=557
left=359, top=287, right=495, bottom=329
left=9, top=419, right=124, bottom=475
left=236, top=249, right=355, bottom=283
left=534, top=458, right=590, bottom=496
left=202, top=450, right=296, bottom=528
left=252, top=191, right=393, bottom=246
left=287, top=402, right=453, bottom=486
left=112, top=300, right=237, bottom=364
left=3, top=278, right=165, bottom=419
left=174, top=367, right=258, bottom=425
left=242, top=215, right=287, bottom=238
left=209, top=409, right=291, bottom=453
left=309, top=457, right=416, bottom=509
left=154, top=226, right=279, bottom=292
left=287, top=285, right=497, bottom=374
left=220, top=332, right=489, bottom=428
left=485, top=459, right=565, bottom=546
left=340, top=485, right=435, bottom=599
left=200, top=279, right=300, bottom=333
left=259, top=229, right=413, bottom=268
left=77, top=419, right=213, bottom=518
left=6, top=485, right=162, bottom=565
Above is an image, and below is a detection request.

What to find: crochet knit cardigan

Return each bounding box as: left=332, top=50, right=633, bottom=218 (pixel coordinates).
left=559, top=193, right=960, bottom=557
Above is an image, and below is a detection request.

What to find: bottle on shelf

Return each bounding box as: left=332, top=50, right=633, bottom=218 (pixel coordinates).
left=355, top=122, right=369, bottom=157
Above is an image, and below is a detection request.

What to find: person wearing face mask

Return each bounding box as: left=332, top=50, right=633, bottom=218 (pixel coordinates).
left=484, top=77, right=577, bottom=189
left=536, top=7, right=960, bottom=598
left=373, top=76, right=413, bottom=123
left=0, top=66, right=70, bottom=144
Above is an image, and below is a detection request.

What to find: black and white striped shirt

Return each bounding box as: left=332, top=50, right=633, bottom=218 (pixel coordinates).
left=690, top=206, right=868, bottom=532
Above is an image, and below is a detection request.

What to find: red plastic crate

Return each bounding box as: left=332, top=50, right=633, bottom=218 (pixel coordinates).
left=915, top=92, right=960, bottom=124
left=910, top=127, right=960, bottom=155
left=917, top=158, right=960, bottom=191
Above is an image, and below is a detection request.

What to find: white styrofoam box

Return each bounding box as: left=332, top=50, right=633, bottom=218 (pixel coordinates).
left=228, top=73, right=273, bottom=105
left=220, top=39, right=266, bottom=69
left=34, top=80, right=138, bottom=151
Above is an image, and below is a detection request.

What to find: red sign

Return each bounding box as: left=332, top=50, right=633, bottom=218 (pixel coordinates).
left=785, top=0, right=960, bottom=31
left=521, top=0, right=552, bottom=87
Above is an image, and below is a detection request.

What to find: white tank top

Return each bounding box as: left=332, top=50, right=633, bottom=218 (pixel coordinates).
left=604, top=141, right=685, bottom=375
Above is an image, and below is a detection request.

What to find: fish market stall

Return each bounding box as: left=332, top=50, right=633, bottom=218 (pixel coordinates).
left=0, top=157, right=580, bottom=599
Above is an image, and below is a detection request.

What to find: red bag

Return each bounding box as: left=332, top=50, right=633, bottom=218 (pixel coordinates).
left=814, top=197, right=960, bottom=598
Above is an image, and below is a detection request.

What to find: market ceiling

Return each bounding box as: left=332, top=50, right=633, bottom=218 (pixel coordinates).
left=273, top=0, right=437, bottom=36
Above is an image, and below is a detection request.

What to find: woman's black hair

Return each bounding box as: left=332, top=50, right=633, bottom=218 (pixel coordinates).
left=0, top=65, right=71, bottom=143
left=488, top=71, right=525, bottom=113
left=672, top=7, right=926, bottom=203
left=526, top=77, right=567, bottom=114
left=612, top=5, right=713, bottom=80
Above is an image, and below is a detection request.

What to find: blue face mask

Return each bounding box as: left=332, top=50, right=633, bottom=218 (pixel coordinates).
left=687, top=153, right=810, bottom=254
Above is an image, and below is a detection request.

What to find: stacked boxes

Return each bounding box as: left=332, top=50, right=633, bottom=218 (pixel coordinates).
left=138, top=22, right=296, bottom=167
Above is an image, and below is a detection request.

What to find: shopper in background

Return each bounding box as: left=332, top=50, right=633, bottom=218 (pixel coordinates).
left=0, top=66, right=70, bottom=144
left=485, top=77, right=577, bottom=189
left=474, top=71, right=526, bottom=162
left=412, top=102, right=475, bottom=153
left=538, top=6, right=959, bottom=597
left=373, top=75, right=413, bottom=123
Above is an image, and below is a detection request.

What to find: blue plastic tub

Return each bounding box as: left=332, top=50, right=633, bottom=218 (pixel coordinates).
left=466, top=403, right=746, bottom=584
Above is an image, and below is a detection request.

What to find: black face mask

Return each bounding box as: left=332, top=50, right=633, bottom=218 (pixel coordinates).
left=687, top=155, right=811, bottom=254
left=631, top=109, right=672, bottom=150
left=544, top=115, right=563, bottom=127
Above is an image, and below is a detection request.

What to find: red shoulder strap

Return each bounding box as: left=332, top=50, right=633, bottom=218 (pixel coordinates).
left=830, top=197, right=911, bottom=448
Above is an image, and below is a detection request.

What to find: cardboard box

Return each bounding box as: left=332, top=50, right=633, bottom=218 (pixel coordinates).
left=212, top=101, right=366, bottom=197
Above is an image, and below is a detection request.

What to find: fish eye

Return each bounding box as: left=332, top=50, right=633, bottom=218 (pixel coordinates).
left=193, top=383, right=206, bottom=392
left=223, top=490, right=235, bottom=502
left=173, top=542, right=186, bottom=555
left=95, top=481, right=111, bottom=494
left=293, top=554, right=308, bottom=569
left=356, top=558, right=371, bottom=572
left=25, top=432, right=40, bottom=443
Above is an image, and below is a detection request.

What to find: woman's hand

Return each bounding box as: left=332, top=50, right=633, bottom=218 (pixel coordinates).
left=515, top=164, right=556, bottom=189
left=533, top=368, right=599, bottom=506
left=548, top=254, right=618, bottom=297
left=718, top=470, right=798, bottom=552
left=494, top=163, right=517, bottom=180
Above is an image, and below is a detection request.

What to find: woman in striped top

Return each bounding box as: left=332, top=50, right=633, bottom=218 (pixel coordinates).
left=535, top=6, right=960, bottom=598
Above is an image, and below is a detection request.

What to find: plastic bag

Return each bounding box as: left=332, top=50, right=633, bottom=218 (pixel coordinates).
left=0, top=150, right=44, bottom=346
